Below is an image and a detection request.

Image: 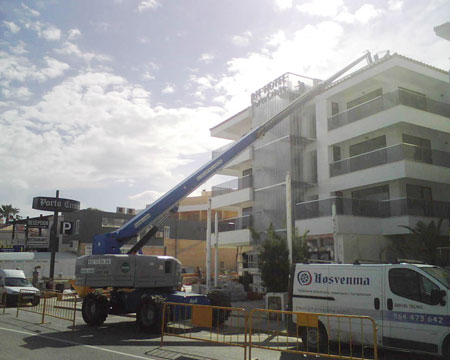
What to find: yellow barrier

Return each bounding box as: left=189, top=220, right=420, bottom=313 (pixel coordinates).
left=248, top=309, right=378, bottom=360
left=161, top=302, right=248, bottom=360
left=16, top=290, right=78, bottom=328
left=0, top=293, right=6, bottom=315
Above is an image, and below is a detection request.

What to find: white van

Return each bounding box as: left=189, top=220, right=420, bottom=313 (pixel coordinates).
left=291, top=263, right=450, bottom=357
left=0, top=269, right=40, bottom=306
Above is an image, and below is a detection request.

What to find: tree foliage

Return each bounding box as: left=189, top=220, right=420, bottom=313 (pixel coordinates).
left=399, top=219, right=448, bottom=265
left=258, top=224, right=290, bottom=292
left=258, top=225, right=310, bottom=293
left=0, top=204, right=20, bottom=223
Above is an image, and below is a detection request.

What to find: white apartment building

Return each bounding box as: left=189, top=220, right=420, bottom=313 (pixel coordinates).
left=210, top=53, right=450, bottom=284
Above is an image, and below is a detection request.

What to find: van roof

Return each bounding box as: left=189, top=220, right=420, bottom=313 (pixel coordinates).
left=0, top=269, right=26, bottom=277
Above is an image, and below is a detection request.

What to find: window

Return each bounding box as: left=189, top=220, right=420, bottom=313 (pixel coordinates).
left=75, top=220, right=80, bottom=235
left=163, top=226, right=170, bottom=238
left=402, top=134, right=432, bottom=163
left=389, top=268, right=440, bottom=305
left=331, top=102, right=339, bottom=116
left=347, top=89, right=382, bottom=110
left=350, top=135, right=386, bottom=157
left=406, top=184, right=432, bottom=216
left=102, top=218, right=126, bottom=228
left=398, top=87, right=427, bottom=110
left=164, top=260, right=171, bottom=273
left=333, top=146, right=341, bottom=162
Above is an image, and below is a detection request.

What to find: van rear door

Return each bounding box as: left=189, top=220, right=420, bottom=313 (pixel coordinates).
left=383, top=265, right=448, bottom=355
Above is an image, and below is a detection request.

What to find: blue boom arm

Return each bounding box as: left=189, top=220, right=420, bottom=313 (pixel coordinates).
left=92, top=52, right=373, bottom=255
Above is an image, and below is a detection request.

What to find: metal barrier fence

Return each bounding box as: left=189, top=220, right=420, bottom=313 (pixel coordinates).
left=248, top=309, right=378, bottom=360
left=16, top=290, right=78, bottom=327
left=161, top=302, right=248, bottom=360
left=0, top=293, right=6, bottom=315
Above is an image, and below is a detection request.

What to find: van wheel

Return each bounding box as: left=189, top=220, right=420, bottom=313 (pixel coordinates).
left=442, top=335, right=450, bottom=358
left=301, top=324, right=328, bottom=353
left=82, top=294, right=108, bottom=326
left=31, top=295, right=40, bottom=307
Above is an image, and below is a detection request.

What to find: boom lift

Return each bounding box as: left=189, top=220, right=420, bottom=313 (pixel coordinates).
left=75, top=52, right=374, bottom=332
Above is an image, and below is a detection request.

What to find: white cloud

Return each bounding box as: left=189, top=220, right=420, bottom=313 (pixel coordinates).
left=0, top=52, right=69, bottom=83
left=67, top=28, right=81, bottom=40
left=129, top=190, right=162, bottom=203
left=162, top=84, right=175, bottom=94
left=388, top=0, right=403, bottom=10
left=55, top=42, right=111, bottom=63
left=10, top=41, right=28, bottom=55
left=2, top=86, right=32, bottom=100
left=0, top=71, right=225, bottom=210
left=138, top=0, right=161, bottom=12
left=198, top=53, right=215, bottom=64
left=273, top=0, right=293, bottom=11
left=21, top=4, right=40, bottom=17
left=296, top=0, right=383, bottom=24
left=231, top=31, right=253, bottom=47
left=40, top=25, right=62, bottom=41
left=296, top=0, right=344, bottom=17
left=3, top=21, right=20, bottom=33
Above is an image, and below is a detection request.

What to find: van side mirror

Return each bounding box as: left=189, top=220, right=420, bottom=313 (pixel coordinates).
left=431, top=289, right=446, bottom=306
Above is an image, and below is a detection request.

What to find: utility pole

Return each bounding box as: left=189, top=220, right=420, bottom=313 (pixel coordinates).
left=214, top=211, right=219, bottom=288
left=206, top=198, right=212, bottom=291
left=286, top=172, right=293, bottom=265
left=49, top=190, right=59, bottom=287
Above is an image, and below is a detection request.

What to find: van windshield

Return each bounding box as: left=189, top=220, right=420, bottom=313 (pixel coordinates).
left=422, top=267, right=450, bottom=290
left=4, top=278, right=32, bottom=287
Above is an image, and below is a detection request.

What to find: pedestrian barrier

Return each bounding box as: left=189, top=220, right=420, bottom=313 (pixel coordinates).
left=0, top=293, right=6, bottom=314
left=16, top=290, right=78, bottom=327
left=248, top=309, right=378, bottom=360
left=161, top=302, right=248, bottom=360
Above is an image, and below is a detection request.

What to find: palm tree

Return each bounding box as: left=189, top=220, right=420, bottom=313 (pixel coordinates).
left=400, top=219, right=445, bottom=265
left=0, top=204, right=20, bottom=223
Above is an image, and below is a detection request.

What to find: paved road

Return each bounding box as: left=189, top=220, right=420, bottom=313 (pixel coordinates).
left=0, top=307, right=437, bottom=360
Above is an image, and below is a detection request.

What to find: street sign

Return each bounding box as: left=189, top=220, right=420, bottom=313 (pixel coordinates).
left=32, top=196, right=80, bottom=212
left=27, top=218, right=49, bottom=229
left=60, top=221, right=73, bottom=234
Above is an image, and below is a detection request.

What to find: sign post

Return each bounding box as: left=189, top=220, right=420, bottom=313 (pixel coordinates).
left=32, top=192, right=80, bottom=288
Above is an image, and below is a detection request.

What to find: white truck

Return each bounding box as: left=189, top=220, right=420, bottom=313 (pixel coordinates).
left=0, top=269, right=40, bottom=306
left=291, top=263, right=450, bottom=357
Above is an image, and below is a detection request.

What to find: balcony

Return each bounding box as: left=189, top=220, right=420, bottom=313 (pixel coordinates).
left=218, top=215, right=252, bottom=232
left=216, top=215, right=253, bottom=247
left=328, top=89, right=450, bottom=131
left=296, top=197, right=450, bottom=220
left=212, top=175, right=253, bottom=197
left=330, top=143, right=450, bottom=177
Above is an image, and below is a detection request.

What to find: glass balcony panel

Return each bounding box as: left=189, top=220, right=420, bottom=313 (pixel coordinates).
left=295, top=197, right=450, bottom=220
left=328, top=90, right=450, bottom=131
left=218, top=215, right=252, bottom=232
left=329, top=144, right=450, bottom=177
left=211, top=175, right=253, bottom=197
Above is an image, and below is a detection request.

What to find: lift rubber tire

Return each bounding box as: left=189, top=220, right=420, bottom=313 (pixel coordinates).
left=207, top=289, right=231, bottom=326
left=81, top=294, right=109, bottom=326
left=136, top=297, right=165, bottom=333
left=301, top=323, right=328, bottom=353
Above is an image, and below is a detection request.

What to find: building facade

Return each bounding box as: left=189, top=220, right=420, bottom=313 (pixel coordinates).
left=210, top=53, right=450, bottom=284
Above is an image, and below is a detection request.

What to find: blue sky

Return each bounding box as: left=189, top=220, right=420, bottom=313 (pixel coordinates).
left=1, top=0, right=449, bottom=218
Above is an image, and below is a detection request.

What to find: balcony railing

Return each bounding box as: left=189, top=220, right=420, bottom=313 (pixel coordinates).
left=218, top=215, right=252, bottom=232
left=328, top=89, right=450, bottom=130
left=211, top=175, right=253, bottom=197
left=295, top=197, right=450, bottom=220
left=330, top=143, right=450, bottom=177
